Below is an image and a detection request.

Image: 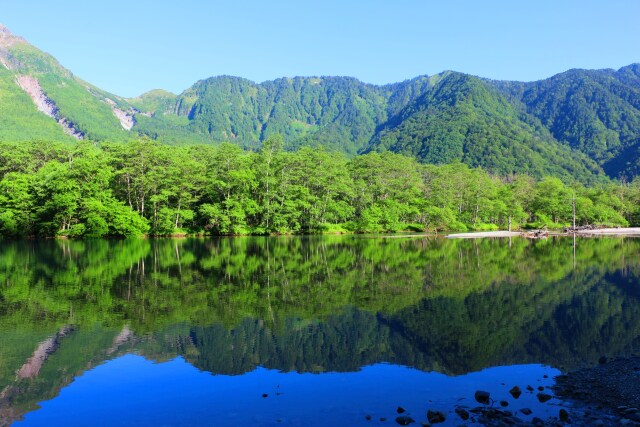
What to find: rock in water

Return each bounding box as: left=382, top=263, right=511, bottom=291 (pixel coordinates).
left=395, top=415, right=415, bottom=425
left=475, top=390, right=491, bottom=405
left=559, top=408, right=570, bottom=422
left=537, top=393, right=552, bottom=403
left=509, top=386, right=522, bottom=399
left=520, top=408, right=533, bottom=415
left=455, top=408, right=469, bottom=421
left=426, top=410, right=446, bottom=424
left=397, top=406, right=406, bottom=414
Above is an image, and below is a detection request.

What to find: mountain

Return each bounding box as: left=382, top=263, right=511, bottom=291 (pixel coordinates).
left=132, top=75, right=433, bottom=154
left=0, top=24, right=639, bottom=181
left=493, top=64, right=640, bottom=179
left=0, top=24, right=136, bottom=142
left=364, top=72, right=604, bottom=181
left=132, top=69, right=638, bottom=182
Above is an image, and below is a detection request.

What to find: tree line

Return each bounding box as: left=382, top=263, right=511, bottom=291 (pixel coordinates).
left=0, top=137, right=638, bottom=238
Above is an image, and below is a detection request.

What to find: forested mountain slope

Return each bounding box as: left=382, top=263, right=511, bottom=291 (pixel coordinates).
left=364, top=72, right=604, bottom=182
left=493, top=64, right=640, bottom=179
left=134, top=75, right=435, bottom=154
left=1, top=24, right=639, bottom=182
left=0, top=24, right=137, bottom=142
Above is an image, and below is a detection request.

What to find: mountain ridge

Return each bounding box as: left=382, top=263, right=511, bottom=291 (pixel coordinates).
left=0, top=24, right=639, bottom=181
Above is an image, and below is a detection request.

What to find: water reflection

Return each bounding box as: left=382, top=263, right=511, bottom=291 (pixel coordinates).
left=15, top=356, right=561, bottom=427
left=1, top=236, right=640, bottom=425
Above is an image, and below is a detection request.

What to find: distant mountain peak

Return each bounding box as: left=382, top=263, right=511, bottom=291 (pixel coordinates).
left=0, top=23, right=26, bottom=48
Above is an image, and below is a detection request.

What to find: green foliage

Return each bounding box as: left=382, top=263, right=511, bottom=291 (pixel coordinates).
left=127, top=89, right=177, bottom=113
left=496, top=64, right=640, bottom=179
left=1, top=41, right=136, bottom=143
left=38, top=74, right=130, bottom=141
left=0, top=142, right=148, bottom=237
left=1, top=30, right=639, bottom=182
left=366, top=72, right=607, bottom=183
left=1, top=140, right=636, bottom=238
left=1, top=236, right=640, bottom=407
left=0, top=67, right=73, bottom=142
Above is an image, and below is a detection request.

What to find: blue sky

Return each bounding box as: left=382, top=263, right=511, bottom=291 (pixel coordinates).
left=2, top=0, right=639, bottom=97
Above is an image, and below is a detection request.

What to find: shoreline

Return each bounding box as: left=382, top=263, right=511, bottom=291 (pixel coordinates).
left=447, top=228, right=640, bottom=239
left=552, top=356, right=640, bottom=426
left=7, top=228, right=640, bottom=241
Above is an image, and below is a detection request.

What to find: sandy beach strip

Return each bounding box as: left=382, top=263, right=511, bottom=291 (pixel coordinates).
left=446, top=231, right=522, bottom=239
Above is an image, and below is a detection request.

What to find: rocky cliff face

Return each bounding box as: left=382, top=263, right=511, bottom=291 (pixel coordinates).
left=15, top=75, right=84, bottom=139
left=0, top=24, right=22, bottom=70
left=0, top=24, right=139, bottom=139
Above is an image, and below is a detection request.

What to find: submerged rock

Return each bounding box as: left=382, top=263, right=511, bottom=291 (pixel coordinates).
left=475, top=390, right=491, bottom=405
left=509, top=385, right=522, bottom=399
left=397, top=406, right=406, bottom=414
left=537, top=392, right=553, bottom=403
left=426, top=410, right=446, bottom=424
left=395, top=415, right=415, bottom=425
left=473, top=407, right=522, bottom=425
left=455, top=408, right=469, bottom=421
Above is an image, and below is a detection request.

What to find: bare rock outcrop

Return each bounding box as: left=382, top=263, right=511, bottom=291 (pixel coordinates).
left=17, top=326, right=75, bottom=379
left=15, top=75, right=84, bottom=139
left=104, top=97, right=136, bottom=130
left=0, top=24, right=26, bottom=49
left=112, top=107, right=136, bottom=130
left=106, top=325, right=134, bottom=354
left=0, top=24, right=26, bottom=70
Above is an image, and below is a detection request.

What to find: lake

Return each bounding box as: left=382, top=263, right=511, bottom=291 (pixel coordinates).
left=1, top=235, right=639, bottom=426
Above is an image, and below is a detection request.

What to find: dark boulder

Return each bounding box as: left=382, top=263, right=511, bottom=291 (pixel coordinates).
left=426, top=410, right=446, bottom=424
left=455, top=408, right=469, bottom=421
left=509, top=386, right=522, bottom=399
left=395, top=415, right=415, bottom=425
left=474, top=390, right=490, bottom=405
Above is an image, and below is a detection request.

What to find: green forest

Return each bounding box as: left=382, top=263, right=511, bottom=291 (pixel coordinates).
left=1, top=137, right=639, bottom=238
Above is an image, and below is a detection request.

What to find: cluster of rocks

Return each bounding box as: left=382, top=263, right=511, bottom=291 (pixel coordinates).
left=365, top=387, right=571, bottom=426
left=360, top=356, right=640, bottom=426
left=553, top=355, right=640, bottom=426
left=563, top=224, right=603, bottom=233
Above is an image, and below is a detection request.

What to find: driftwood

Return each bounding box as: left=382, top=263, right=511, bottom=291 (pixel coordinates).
left=522, top=229, right=548, bottom=239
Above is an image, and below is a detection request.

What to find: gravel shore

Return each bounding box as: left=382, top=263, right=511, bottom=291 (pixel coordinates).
left=552, top=356, right=640, bottom=426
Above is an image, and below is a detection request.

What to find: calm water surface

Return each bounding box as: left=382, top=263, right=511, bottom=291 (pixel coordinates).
left=1, top=235, right=639, bottom=426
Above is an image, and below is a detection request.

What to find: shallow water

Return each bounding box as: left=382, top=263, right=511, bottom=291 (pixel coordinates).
left=1, top=235, right=639, bottom=426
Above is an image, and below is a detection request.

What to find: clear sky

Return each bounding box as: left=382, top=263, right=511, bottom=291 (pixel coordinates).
left=2, top=0, right=639, bottom=97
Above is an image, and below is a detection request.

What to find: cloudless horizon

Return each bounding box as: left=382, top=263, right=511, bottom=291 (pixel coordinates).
left=2, top=0, right=639, bottom=98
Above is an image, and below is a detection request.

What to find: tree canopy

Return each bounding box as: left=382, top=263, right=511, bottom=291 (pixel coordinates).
left=0, top=139, right=636, bottom=238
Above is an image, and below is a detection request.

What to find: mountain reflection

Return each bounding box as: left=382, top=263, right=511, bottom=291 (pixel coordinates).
left=1, top=236, right=640, bottom=425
